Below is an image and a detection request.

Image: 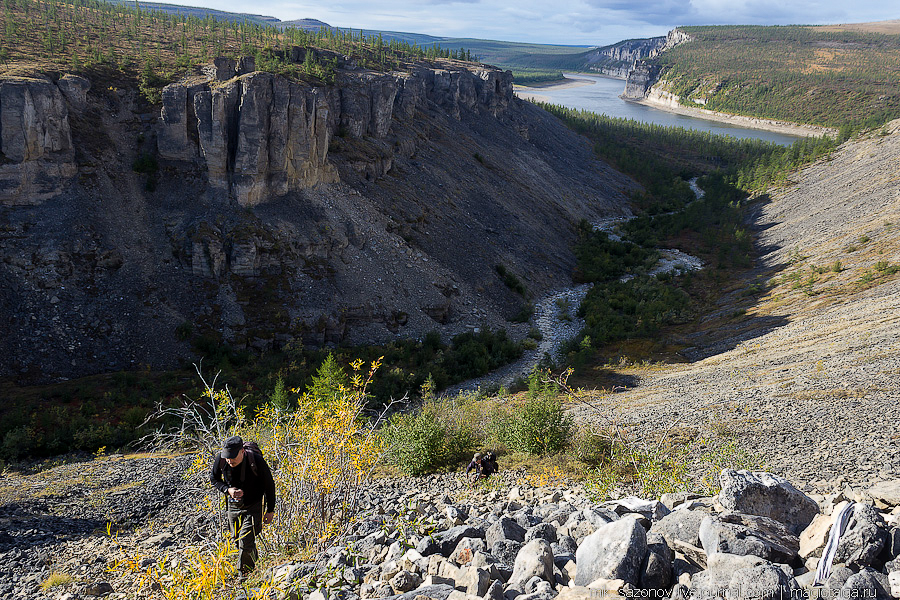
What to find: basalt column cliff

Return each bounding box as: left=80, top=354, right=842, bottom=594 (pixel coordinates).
left=0, top=57, right=634, bottom=382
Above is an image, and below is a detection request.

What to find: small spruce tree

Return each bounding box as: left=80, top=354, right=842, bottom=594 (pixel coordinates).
left=307, top=353, right=348, bottom=403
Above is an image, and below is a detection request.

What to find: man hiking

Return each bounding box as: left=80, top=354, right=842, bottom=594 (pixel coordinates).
left=209, top=436, right=276, bottom=577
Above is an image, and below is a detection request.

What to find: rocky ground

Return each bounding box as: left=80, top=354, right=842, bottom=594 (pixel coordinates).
left=1, top=454, right=899, bottom=600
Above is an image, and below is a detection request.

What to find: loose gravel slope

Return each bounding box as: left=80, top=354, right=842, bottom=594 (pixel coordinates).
left=573, top=121, right=900, bottom=494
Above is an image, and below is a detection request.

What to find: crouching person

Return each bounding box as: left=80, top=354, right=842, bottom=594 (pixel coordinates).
left=209, top=436, right=276, bottom=577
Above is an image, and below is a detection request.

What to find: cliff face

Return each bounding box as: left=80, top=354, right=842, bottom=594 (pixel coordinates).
left=583, top=37, right=666, bottom=79
left=0, top=57, right=634, bottom=383
left=156, top=64, right=513, bottom=206
left=0, top=77, right=80, bottom=205
left=622, top=29, right=692, bottom=99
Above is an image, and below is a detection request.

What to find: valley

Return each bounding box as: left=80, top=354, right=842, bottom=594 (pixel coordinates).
left=1, top=2, right=900, bottom=599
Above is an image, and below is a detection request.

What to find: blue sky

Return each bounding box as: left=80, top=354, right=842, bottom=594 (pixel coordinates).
left=183, top=1, right=900, bottom=46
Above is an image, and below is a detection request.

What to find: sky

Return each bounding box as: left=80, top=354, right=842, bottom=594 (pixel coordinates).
left=176, top=1, right=900, bottom=46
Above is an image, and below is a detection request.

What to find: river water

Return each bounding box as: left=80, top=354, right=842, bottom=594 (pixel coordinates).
left=518, top=73, right=803, bottom=146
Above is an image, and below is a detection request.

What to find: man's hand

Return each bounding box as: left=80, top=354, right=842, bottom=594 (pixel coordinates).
left=228, top=487, right=243, bottom=500
left=263, top=512, right=274, bottom=524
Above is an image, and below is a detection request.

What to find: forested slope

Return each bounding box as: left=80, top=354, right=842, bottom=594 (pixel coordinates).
left=646, top=25, right=900, bottom=130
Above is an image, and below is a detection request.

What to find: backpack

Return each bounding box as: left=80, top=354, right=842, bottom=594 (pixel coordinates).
left=484, top=451, right=498, bottom=472
left=218, top=440, right=262, bottom=479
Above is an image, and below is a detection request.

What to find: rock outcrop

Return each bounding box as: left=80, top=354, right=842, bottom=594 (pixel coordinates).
left=0, top=77, right=77, bottom=204
left=156, top=60, right=514, bottom=206
left=621, top=28, right=692, bottom=100
left=584, top=37, right=666, bottom=79
left=0, top=55, right=633, bottom=381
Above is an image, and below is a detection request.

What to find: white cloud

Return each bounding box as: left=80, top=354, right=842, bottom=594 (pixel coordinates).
left=171, top=0, right=900, bottom=45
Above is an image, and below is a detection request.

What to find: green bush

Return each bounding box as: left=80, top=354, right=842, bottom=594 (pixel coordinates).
left=1, top=425, right=42, bottom=461
left=381, top=398, right=480, bottom=476
left=503, top=372, right=572, bottom=455
left=382, top=411, right=449, bottom=476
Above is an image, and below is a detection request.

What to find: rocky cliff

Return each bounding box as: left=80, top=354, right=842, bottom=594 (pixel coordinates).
left=0, top=56, right=634, bottom=382
left=583, top=37, right=666, bottom=79
left=622, top=29, right=692, bottom=99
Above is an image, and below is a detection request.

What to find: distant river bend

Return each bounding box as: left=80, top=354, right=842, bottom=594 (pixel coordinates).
left=516, top=73, right=805, bottom=146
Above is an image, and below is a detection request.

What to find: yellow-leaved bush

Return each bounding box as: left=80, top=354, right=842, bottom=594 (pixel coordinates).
left=118, top=359, right=385, bottom=598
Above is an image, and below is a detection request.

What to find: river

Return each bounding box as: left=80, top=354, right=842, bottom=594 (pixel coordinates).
left=517, top=73, right=804, bottom=146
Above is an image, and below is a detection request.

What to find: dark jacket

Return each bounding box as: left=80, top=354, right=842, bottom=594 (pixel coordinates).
left=466, top=458, right=495, bottom=477
left=209, top=450, right=276, bottom=512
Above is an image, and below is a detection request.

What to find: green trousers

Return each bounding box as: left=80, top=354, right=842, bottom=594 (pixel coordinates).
left=226, top=500, right=263, bottom=575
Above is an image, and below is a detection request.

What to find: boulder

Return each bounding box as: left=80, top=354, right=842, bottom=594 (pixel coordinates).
left=573, top=515, right=648, bottom=586
left=651, top=509, right=706, bottom=547
left=800, top=513, right=834, bottom=559
left=487, top=517, right=526, bottom=548
left=390, top=570, right=422, bottom=593
left=691, top=563, right=798, bottom=600
left=867, top=481, right=900, bottom=509
left=699, top=513, right=800, bottom=564
left=491, top=540, right=523, bottom=566
left=451, top=538, right=486, bottom=565
left=382, top=583, right=456, bottom=600
left=726, top=564, right=800, bottom=600
left=551, top=535, right=577, bottom=560
left=841, top=568, right=892, bottom=600
left=718, top=470, right=819, bottom=534
left=457, top=567, right=491, bottom=596
left=604, top=497, right=670, bottom=521
left=640, top=532, right=673, bottom=591
left=887, top=571, right=899, bottom=599
left=525, top=523, right=558, bottom=544
left=833, top=504, right=888, bottom=569
left=507, top=539, right=555, bottom=591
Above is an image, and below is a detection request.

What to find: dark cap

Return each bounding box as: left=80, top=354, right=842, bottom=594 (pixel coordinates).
left=223, top=436, right=244, bottom=459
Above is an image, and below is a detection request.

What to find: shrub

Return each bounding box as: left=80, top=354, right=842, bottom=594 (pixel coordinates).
left=1, top=425, right=41, bottom=461
left=503, top=372, right=572, bottom=455
left=382, top=410, right=450, bottom=476
left=380, top=396, right=480, bottom=475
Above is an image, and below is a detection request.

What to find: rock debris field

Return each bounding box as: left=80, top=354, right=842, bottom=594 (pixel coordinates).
left=1, top=456, right=900, bottom=600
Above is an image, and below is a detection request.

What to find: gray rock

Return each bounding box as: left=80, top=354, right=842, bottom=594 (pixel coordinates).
left=544, top=505, right=577, bottom=526
left=485, top=579, right=505, bottom=600
left=699, top=513, right=800, bottom=564
left=574, top=514, right=648, bottom=586
left=834, top=504, right=888, bottom=569
left=525, top=523, right=558, bottom=544
left=492, top=539, right=523, bottom=565
left=452, top=537, right=487, bottom=565
left=604, top=497, right=671, bottom=521
left=824, top=565, right=855, bottom=599
left=382, top=583, right=456, bottom=600
left=487, top=517, right=526, bottom=548
left=841, top=568, right=891, bottom=600
left=718, top=470, right=819, bottom=534
left=726, top=564, right=799, bottom=600
left=641, top=532, right=673, bottom=591
left=867, top=481, right=900, bottom=509
left=389, top=570, right=422, bottom=593
left=551, top=535, right=577, bottom=559
left=651, top=509, right=707, bottom=547
left=459, top=567, right=492, bottom=596
left=886, top=527, right=899, bottom=560
left=691, top=563, right=798, bottom=600
left=83, top=581, right=114, bottom=596
left=508, top=539, right=555, bottom=591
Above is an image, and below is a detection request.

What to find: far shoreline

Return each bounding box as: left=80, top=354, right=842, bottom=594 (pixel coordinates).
left=516, top=73, right=837, bottom=139
left=629, top=96, right=838, bottom=138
